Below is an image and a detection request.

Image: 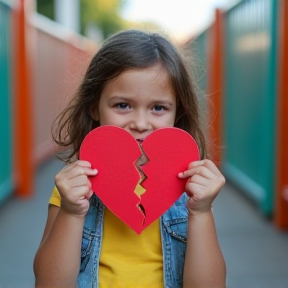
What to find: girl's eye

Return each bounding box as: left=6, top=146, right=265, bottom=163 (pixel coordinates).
left=116, top=103, right=130, bottom=109
left=153, top=105, right=165, bottom=112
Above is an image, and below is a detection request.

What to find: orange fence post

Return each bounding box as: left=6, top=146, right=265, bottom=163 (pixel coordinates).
left=13, top=0, right=34, bottom=197
left=207, top=9, right=224, bottom=166
left=275, top=0, right=288, bottom=229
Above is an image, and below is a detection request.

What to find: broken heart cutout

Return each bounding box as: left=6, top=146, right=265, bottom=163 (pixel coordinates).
left=79, top=125, right=200, bottom=234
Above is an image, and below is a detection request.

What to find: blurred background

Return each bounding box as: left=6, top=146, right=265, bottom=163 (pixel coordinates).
left=0, top=0, right=288, bottom=287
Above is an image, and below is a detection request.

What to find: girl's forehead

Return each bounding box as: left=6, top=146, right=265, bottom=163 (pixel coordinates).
left=101, top=64, right=176, bottom=101
left=118, top=64, right=172, bottom=86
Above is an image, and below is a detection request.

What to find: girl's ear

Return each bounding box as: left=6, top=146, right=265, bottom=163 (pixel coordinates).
left=89, top=108, right=99, bottom=122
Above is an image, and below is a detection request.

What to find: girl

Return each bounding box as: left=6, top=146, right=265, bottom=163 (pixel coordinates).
left=33, top=29, right=226, bottom=288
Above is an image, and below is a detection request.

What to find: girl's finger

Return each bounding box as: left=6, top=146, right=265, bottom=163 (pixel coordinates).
left=187, top=160, right=205, bottom=169
left=187, top=159, right=222, bottom=176
left=200, top=159, right=223, bottom=177
left=68, top=186, right=91, bottom=201
left=185, top=182, right=205, bottom=198
left=178, top=160, right=205, bottom=178
left=188, top=174, right=210, bottom=186
left=66, top=175, right=92, bottom=188
left=178, top=165, right=215, bottom=179
left=85, top=189, right=94, bottom=200
left=63, top=160, right=93, bottom=173
left=64, top=166, right=98, bottom=180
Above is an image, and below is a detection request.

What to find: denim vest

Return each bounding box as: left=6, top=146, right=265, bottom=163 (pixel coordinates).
left=78, top=193, right=189, bottom=288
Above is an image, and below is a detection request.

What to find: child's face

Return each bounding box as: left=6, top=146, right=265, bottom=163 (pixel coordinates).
left=96, top=63, right=176, bottom=140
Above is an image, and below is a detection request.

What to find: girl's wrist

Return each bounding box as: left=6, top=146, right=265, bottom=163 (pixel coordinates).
left=186, top=206, right=213, bottom=217
left=59, top=207, right=87, bottom=221
left=187, top=210, right=214, bottom=227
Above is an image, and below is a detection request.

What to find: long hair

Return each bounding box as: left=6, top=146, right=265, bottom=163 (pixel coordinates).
left=52, top=29, right=207, bottom=162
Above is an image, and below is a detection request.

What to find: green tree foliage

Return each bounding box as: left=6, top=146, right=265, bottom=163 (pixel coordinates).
left=80, top=0, right=127, bottom=39
left=36, top=0, right=55, bottom=20
left=36, top=0, right=127, bottom=39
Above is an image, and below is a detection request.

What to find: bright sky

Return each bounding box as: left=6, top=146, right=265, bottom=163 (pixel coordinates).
left=122, top=0, right=241, bottom=42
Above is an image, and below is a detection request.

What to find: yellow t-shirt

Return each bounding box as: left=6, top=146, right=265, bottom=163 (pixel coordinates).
left=50, top=187, right=164, bottom=288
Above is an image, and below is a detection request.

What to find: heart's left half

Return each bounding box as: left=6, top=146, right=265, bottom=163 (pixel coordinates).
left=79, top=125, right=200, bottom=234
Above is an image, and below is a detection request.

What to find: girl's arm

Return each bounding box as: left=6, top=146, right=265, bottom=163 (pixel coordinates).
left=179, top=159, right=226, bottom=288
left=184, top=210, right=226, bottom=288
left=33, top=161, right=97, bottom=288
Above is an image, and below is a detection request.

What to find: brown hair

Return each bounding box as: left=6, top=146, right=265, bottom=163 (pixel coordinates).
left=52, top=29, right=207, bottom=162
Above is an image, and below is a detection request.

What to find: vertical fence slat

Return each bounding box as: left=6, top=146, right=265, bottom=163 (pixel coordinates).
left=207, top=9, right=224, bottom=166
left=187, top=26, right=210, bottom=158
left=0, top=2, right=13, bottom=203
left=275, top=0, right=288, bottom=229
left=14, top=0, right=34, bottom=197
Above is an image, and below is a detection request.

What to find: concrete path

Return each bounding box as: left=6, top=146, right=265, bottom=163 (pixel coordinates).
left=0, top=157, right=287, bottom=288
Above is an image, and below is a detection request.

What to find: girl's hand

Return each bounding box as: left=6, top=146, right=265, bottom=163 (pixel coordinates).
left=54, top=160, right=98, bottom=217
left=178, top=159, right=225, bottom=215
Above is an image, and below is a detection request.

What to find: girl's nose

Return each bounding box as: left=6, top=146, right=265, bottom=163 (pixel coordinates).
left=129, top=111, right=151, bottom=132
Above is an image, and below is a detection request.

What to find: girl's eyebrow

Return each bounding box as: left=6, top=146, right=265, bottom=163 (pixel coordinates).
left=152, top=100, right=173, bottom=105
left=109, top=96, right=132, bottom=102
left=109, top=96, right=174, bottom=105
left=149, top=101, right=174, bottom=107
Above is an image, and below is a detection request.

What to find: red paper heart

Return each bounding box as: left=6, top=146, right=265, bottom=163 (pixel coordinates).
left=79, top=125, right=200, bottom=234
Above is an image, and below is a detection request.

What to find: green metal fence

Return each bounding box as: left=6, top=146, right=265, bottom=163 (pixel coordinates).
left=222, top=0, right=278, bottom=215
left=0, top=1, right=13, bottom=203
left=190, top=29, right=209, bottom=94
left=189, top=28, right=210, bottom=134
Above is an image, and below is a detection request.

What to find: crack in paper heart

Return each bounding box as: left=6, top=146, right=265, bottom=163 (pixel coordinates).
left=133, top=142, right=150, bottom=226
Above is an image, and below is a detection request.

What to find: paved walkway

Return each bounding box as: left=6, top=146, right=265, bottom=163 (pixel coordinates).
left=0, top=157, right=288, bottom=288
